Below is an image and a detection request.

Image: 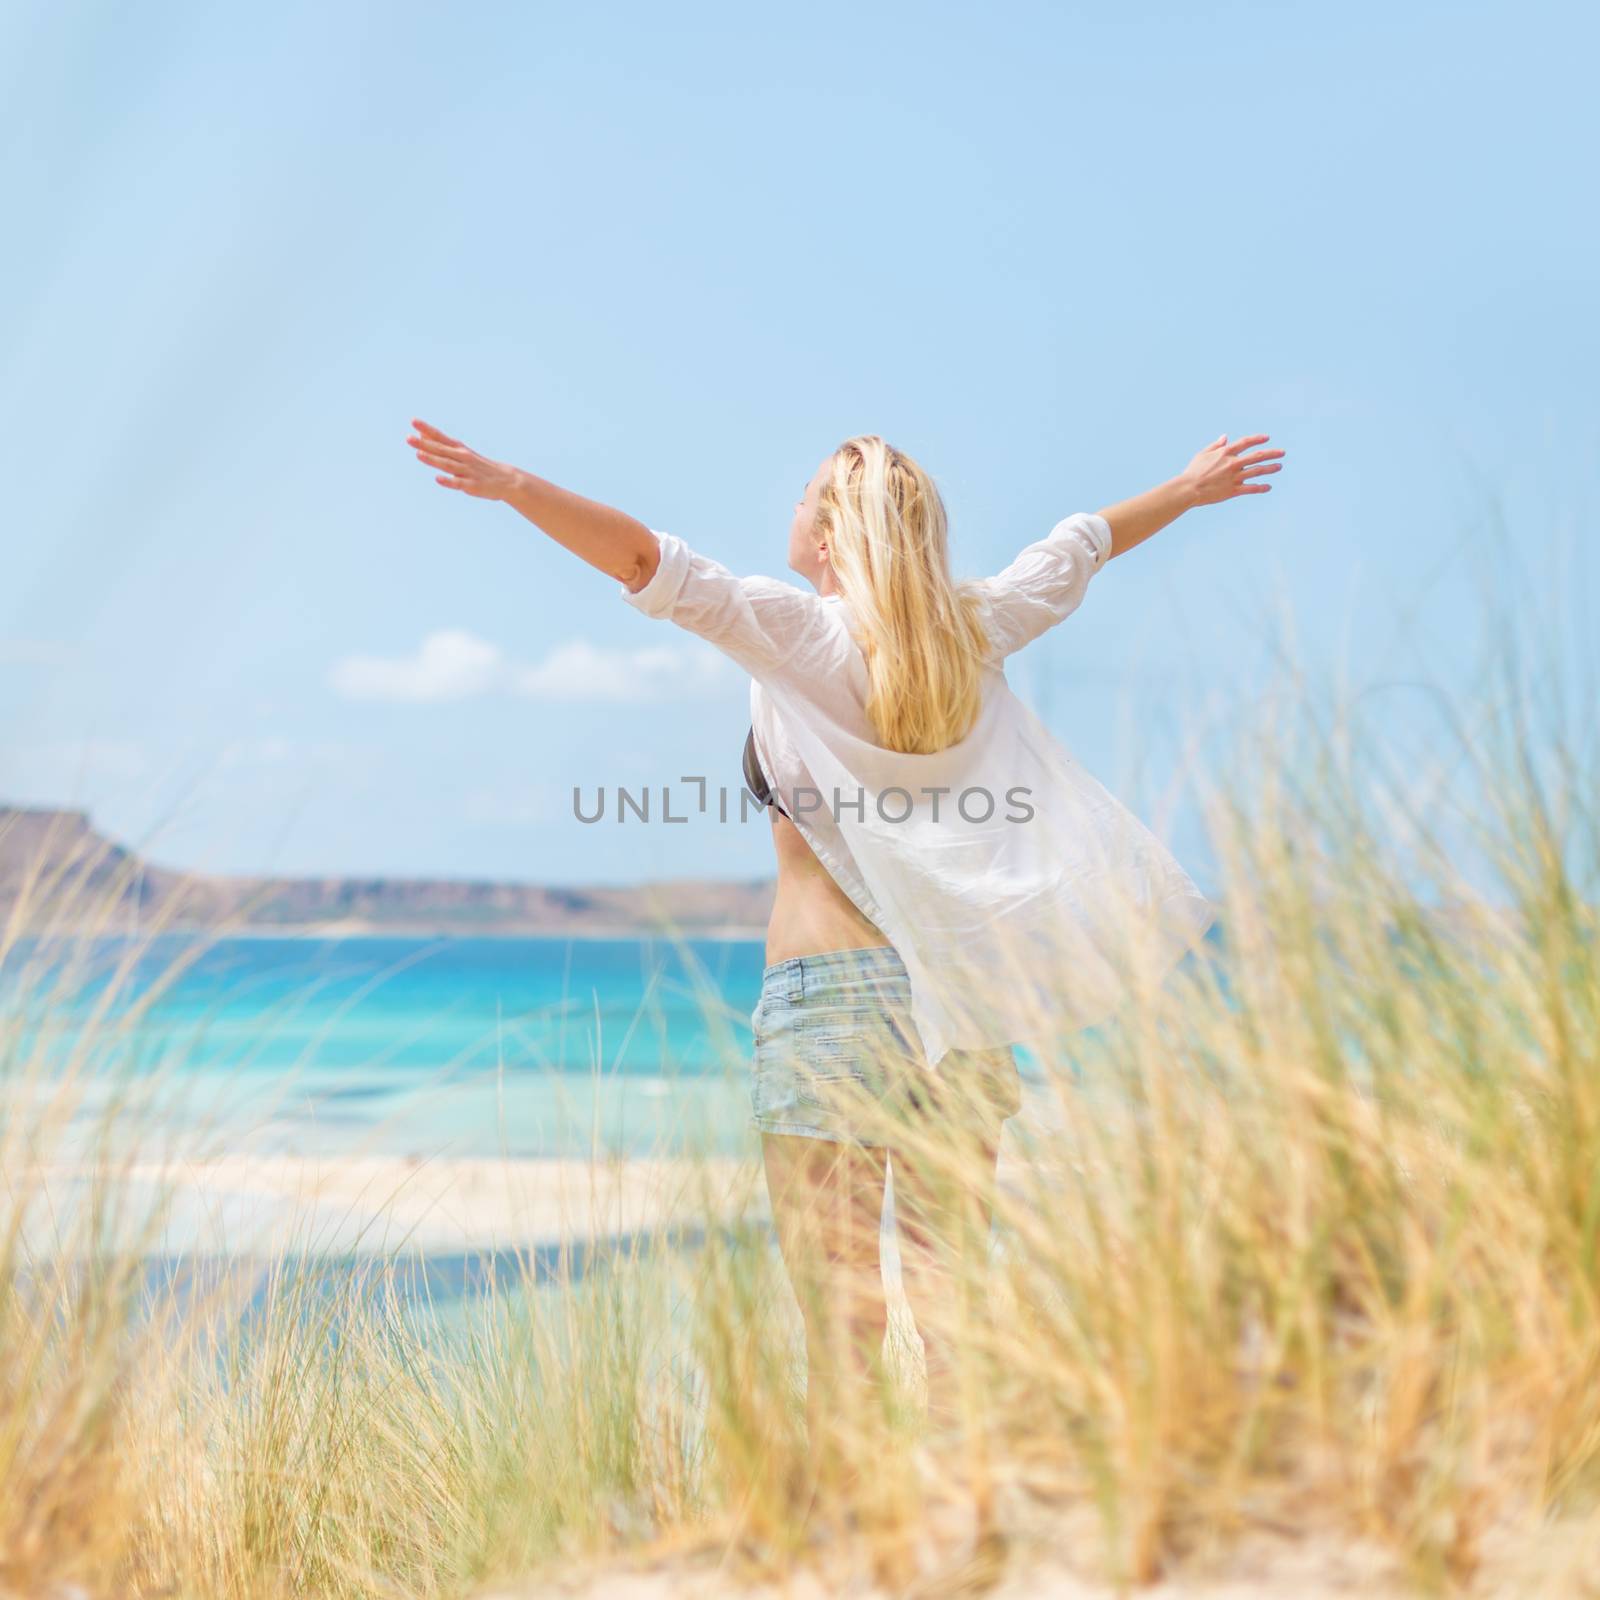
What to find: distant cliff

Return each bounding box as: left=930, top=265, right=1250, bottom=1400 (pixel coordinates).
left=0, top=805, right=775, bottom=937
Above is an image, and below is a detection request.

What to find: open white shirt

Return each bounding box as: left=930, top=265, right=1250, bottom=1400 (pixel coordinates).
left=620, top=512, right=1215, bottom=1069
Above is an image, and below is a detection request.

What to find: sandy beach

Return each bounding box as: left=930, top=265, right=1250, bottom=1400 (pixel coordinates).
left=25, top=1153, right=769, bottom=1260
left=489, top=1470, right=1598, bottom=1599
left=21, top=1147, right=1597, bottom=1598
left=178, top=922, right=772, bottom=942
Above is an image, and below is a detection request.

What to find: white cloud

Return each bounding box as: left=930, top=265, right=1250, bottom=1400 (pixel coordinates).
left=510, top=640, right=728, bottom=701
left=329, top=630, right=505, bottom=704
left=329, top=631, right=729, bottom=705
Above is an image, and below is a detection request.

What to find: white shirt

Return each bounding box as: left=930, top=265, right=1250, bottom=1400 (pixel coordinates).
left=620, top=511, right=1215, bottom=1069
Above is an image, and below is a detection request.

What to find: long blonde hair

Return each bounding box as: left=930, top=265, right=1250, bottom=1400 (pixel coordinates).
left=814, top=435, right=991, bottom=754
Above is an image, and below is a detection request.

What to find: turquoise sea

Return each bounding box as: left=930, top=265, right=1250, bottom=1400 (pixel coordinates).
left=0, top=931, right=1129, bottom=1309
left=4, top=933, right=776, bottom=1161
left=0, top=934, right=1164, bottom=1318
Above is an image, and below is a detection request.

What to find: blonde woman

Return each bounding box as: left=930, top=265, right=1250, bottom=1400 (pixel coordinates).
left=406, top=418, right=1283, bottom=1511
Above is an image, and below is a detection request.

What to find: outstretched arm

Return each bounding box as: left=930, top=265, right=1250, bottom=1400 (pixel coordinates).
left=968, top=430, right=1287, bottom=660
left=407, top=418, right=661, bottom=588
left=1097, top=432, right=1284, bottom=560
left=407, top=417, right=839, bottom=683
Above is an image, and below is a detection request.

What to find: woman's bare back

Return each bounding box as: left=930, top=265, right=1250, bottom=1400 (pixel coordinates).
left=763, top=809, right=886, bottom=965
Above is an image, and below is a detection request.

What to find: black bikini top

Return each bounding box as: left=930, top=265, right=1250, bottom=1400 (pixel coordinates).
left=742, top=725, right=791, bottom=820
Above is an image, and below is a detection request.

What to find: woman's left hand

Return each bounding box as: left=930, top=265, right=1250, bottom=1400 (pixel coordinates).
left=1178, top=433, right=1285, bottom=506
left=407, top=419, right=521, bottom=501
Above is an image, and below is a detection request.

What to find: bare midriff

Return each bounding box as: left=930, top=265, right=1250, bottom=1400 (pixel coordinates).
left=763, top=809, right=888, bottom=966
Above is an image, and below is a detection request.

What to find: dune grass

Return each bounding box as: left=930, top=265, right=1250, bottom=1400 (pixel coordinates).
left=2, top=613, right=1599, bottom=1599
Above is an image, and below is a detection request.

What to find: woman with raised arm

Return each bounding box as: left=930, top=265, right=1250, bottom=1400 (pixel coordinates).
left=406, top=419, right=1283, bottom=1523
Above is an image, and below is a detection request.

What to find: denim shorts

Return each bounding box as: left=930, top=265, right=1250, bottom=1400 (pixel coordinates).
left=748, top=944, right=1023, bottom=1148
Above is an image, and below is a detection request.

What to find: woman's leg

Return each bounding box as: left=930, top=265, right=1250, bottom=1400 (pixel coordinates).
left=760, top=1129, right=890, bottom=1497
left=891, top=1115, right=1007, bottom=1559
left=890, top=1117, right=1003, bottom=1435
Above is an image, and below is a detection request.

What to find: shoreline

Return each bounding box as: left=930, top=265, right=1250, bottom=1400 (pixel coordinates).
left=21, top=923, right=771, bottom=943
left=25, top=1153, right=768, bottom=1260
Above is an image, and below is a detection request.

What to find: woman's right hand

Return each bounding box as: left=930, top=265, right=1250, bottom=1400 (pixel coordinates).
left=1178, top=433, right=1285, bottom=506
left=407, top=418, right=522, bottom=501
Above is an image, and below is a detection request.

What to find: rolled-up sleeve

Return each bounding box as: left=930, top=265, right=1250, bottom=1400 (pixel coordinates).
left=968, top=511, right=1111, bottom=659
left=620, top=528, right=837, bottom=681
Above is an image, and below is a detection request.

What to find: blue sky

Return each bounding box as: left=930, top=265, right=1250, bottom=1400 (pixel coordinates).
left=3, top=0, right=1596, bottom=888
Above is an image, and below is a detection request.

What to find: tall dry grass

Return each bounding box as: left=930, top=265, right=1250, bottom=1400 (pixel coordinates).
left=2, top=598, right=1598, bottom=1599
